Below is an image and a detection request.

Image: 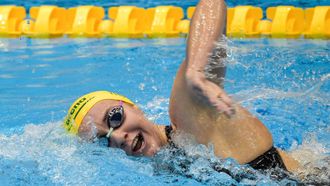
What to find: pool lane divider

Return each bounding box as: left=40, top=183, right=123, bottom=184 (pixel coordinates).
left=0, top=5, right=329, bottom=38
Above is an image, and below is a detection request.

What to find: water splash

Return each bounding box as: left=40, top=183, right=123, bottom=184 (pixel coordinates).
left=144, top=96, right=170, bottom=124
left=152, top=130, right=303, bottom=185
left=0, top=122, right=158, bottom=185
left=0, top=119, right=329, bottom=185
left=0, top=35, right=329, bottom=185
left=290, top=130, right=330, bottom=184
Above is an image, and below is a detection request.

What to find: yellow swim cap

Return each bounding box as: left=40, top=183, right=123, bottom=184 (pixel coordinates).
left=64, top=91, right=134, bottom=134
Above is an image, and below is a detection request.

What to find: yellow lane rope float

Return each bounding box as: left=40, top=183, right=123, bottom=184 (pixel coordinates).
left=0, top=5, right=329, bottom=38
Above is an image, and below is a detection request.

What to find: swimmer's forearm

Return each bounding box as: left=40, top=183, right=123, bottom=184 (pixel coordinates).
left=186, top=0, right=226, bottom=71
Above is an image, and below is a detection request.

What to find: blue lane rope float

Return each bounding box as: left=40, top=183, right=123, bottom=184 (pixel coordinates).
left=0, top=5, right=329, bottom=38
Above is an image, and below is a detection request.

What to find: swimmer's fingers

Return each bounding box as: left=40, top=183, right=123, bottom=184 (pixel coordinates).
left=186, top=70, right=234, bottom=117
left=215, top=85, right=233, bottom=107
left=205, top=81, right=234, bottom=117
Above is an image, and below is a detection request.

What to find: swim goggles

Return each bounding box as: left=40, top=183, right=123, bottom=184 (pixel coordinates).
left=105, top=101, right=125, bottom=139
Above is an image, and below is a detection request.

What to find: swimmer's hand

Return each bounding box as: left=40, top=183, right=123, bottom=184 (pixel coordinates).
left=185, top=68, right=234, bottom=117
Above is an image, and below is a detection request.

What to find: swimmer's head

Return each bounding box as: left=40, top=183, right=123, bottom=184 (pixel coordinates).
left=64, top=91, right=167, bottom=156
left=64, top=91, right=135, bottom=134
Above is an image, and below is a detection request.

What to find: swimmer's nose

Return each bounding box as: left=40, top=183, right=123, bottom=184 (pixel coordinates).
left=110, top=130, right=129, bottom=151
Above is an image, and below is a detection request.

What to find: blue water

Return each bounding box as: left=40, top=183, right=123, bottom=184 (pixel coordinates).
left=0, top=0, right=330, bottom=185
left=0, top=36, right=329, bottom=185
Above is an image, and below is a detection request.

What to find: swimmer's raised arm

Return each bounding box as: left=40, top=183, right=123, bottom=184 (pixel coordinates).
left=186, top=0, right=226, bottom=69
left=184, top=0, right=233, bottom=116
left=170, top=0, right=274, bottom=165
left=170, top=0, right=300, bottom=170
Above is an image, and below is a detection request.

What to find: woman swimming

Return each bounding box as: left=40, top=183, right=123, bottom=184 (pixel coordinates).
left=64, top=0, right=300, bottom=173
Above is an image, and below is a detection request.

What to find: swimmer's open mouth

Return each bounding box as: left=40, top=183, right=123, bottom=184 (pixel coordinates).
left=132, top=132, right=144, bottom=152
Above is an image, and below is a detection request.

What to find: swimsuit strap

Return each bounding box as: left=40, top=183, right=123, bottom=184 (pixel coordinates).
left=165, top=125, right=173, bottom=141
left=164, top=125, right=177, bottom=147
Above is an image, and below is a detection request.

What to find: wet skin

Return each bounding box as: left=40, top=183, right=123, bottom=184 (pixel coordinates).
left=78, top=100, right=167, bottom=157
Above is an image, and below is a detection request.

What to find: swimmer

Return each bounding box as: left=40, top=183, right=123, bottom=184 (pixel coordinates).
left=64, top=0, right=300, bottom=173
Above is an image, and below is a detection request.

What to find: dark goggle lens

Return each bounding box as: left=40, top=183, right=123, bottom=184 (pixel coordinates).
left=107, top=106, right=124, bottom=128
left=109, top=112, right=122, bottom=128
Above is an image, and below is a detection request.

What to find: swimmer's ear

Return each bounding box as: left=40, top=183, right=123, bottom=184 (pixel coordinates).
left=78, top=117, right=102, bottom=141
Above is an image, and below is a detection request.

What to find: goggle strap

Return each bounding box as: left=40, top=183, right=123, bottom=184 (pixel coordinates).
left=106, top=127, right=114, bottom=138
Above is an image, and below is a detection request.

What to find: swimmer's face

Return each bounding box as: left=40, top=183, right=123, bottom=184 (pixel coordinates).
left=78, top=100, right=164, bottom=156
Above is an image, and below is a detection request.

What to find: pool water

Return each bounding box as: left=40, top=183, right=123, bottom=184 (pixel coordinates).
left=0, top=36, right=329, bottom=185
left=0, top=2, right=330, bottom=185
